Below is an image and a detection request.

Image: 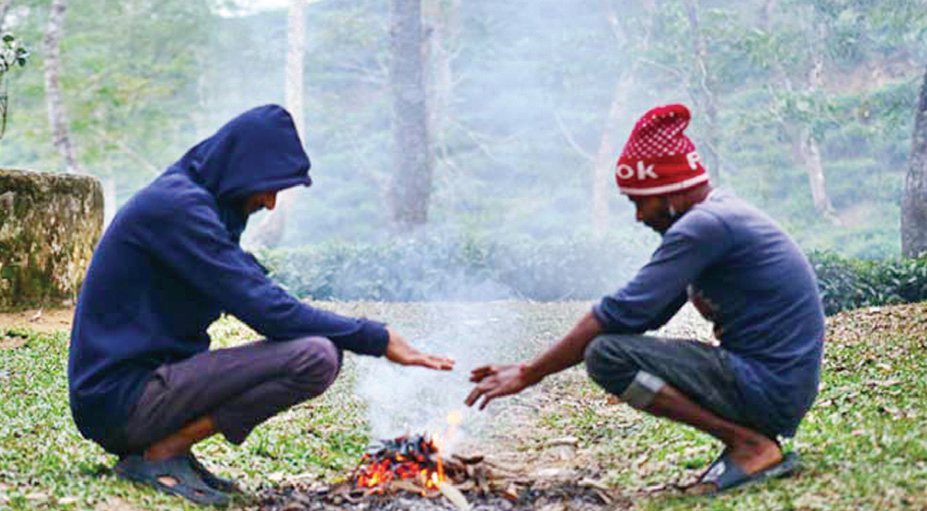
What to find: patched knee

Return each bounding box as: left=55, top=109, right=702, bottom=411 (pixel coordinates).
left=584, top=336, right=640, bottom=397
left=619, top=371, right=666, bottom=409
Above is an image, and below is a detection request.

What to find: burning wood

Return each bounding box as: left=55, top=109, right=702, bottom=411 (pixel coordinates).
left=340, top=432, right=532, bottom=508
left=272, top=428, right=616, bottom=511
left=262, top=442, right=619, bottom=511
left=353, top=434, right=444, bottom=493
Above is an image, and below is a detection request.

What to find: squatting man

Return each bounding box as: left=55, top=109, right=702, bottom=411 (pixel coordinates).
left=68, top=105, right=454, bottom=506
left=466, top=104, right=825, bottom=495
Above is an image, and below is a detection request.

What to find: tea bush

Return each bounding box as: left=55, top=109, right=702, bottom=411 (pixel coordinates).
left=259, top=239, right=927, bottom=316
left=257, top=233, right=651, bottom=302
left=808, top=251, right=927, bottom=315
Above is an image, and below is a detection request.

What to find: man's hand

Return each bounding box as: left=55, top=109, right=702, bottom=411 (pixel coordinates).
left=465, top=363, right=537, bottom=410
left=464, top=312, right=603, bottom=411
left=384, top=327, right=454, bottom=370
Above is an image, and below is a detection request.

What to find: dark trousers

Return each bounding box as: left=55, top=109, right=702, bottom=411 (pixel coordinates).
left=584, top=334, right=775, bottom=438
left=110, top=336, right=341, bottom=455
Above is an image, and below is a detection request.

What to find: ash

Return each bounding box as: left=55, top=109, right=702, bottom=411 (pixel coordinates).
left=258, top=482, right=626, bottom=511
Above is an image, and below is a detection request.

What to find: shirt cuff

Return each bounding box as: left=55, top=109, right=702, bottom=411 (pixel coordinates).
left=332, top=319, right=389, bottom=357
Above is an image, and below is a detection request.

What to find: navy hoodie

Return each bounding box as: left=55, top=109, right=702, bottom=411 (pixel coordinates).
left=68, top=105, right=389, bottom=447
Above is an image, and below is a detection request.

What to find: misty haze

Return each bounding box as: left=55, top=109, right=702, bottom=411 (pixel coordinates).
left=1, top=0, right=926, bottom=509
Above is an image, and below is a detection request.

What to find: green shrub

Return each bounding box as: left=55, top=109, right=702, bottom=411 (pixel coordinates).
left=260, top=239, right=927, bottom=317
left=257, top=233, right=650, bottom=302
left=808, top=250, right=927, bottom=315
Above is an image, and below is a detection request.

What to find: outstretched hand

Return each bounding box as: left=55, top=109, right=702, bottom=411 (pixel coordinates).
left=384, top=328, right=454, bottom=370
left=465, top=363, right=535, bottom=410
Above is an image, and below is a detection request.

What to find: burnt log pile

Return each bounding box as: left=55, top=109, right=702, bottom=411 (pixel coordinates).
left=258, top=451, right=627, bottom=511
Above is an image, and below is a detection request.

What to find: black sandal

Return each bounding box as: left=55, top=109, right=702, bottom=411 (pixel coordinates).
left=696, top=449, right=800, bottom=495
left=114, top=454, right=231, bottom=506
left=185, top=452, right=240, bottom=493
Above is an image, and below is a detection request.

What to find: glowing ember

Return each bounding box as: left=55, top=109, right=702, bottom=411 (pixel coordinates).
left=354, top=434, right=446, bottom=493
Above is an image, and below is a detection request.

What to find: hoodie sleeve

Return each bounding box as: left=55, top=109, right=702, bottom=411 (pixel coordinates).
left=593, top=209, right=731, bottom=333
left=138, top=189, right=389, bottom=356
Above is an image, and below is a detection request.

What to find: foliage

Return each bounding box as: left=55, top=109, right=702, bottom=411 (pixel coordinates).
left=260, top=238, right=927, bottom=317
left=536, top=303, right=927, bottom=510
left=0, top=321, right=369, bottom=511
left=0, top=33, right=28, bottom=78
left=0, top=32, right=29, bottom=140
left=809, top=250, right=927, bottom=315
left=1, top=0, right=926, bottom=256
left=258, top=232, right=651, bottom=302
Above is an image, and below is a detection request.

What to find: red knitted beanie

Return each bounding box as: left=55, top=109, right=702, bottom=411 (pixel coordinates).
left=615, top=104, right=708, bottom=196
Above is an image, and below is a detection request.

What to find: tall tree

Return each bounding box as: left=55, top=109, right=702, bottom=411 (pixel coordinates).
left=683, top=0, right=722, bottom=185
left=792, top=6, right=839, bottom=224
left=388, top=0, right=432, bottom=230
left=902, top=68, right=927, bottom=258
left=0, top=1, right=12, bottom=28
left=755, top=0, right=839, bottom=224
left=44, top=0, right=82, bottom=174
left=427, top=0, right=461, bottom=170
left=253, top=0, right=307, bottom=247
left=590, top=0, right=656, bottom=236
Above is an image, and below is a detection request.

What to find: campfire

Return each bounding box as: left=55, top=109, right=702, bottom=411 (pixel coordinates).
left=258, top=410, right=620, bottom=511
left=353, top=434, right=445, bottom=494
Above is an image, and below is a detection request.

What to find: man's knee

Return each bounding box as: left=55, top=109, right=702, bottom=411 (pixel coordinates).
left=585, top=335, right=636, bottom=389
left=287, top=337, right=342, bottom=391
left=585, top=335, right=665, bottom=408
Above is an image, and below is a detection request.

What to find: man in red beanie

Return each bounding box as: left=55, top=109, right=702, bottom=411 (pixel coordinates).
left=466, top=104, right=824, bottom=495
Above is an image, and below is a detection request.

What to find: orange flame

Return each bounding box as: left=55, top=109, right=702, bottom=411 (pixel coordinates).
left=355, top=411, right=464, bottom=494
left=354, top=436, right=446, bottom=493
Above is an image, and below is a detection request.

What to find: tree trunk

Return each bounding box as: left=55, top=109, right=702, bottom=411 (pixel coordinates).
left=591, top=0, right=655, bottom=236
left=683, top=0, right=721, bottom=185
left=103, top=174, right=116, bottom=227
left=285, top=0, right=306, bottom=144
left=44, top=0, right=82, bottom=174
left=764, top=3, right=839, bottom=224
left=252, top=0, right=306, bottom=248
left=792, top=125, right=840, bottom=223
left=797, top=13, right=839, bottom=223
left=388, top=0, right=432, bottom=231
left=902, top=68, right=927, bottom=258
left=428, top=0, right=461, bottom=170
left=591, top=77, right=630, bottom=236
left=0, top=0, right=12, bottom=29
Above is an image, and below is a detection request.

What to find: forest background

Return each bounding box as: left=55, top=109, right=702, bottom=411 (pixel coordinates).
left=2, top=0, right=927, bottom=303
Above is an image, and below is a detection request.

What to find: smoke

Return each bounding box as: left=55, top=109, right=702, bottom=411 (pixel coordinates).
left=354, top=301, right=527, bottom=453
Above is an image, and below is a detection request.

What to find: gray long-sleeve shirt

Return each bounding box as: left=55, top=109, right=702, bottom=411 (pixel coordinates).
left=593, top=189, right=824, bottom=437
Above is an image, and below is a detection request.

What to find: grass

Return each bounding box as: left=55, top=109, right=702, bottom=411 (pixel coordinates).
left=531, top=305, right=927, bottom=510
left=1, top=301, right=926, bottom=510
left=0, top=320, right=370, bottom=511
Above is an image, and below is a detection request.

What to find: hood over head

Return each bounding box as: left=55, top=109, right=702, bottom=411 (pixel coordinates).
left=172, top=104, right=312, bottom=204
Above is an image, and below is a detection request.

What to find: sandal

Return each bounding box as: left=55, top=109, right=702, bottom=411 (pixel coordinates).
left=185, top=452, right=241, bottom=493
left=114, top=454, right=231, bottom=506
left=696, top=449, right=800, bottom=495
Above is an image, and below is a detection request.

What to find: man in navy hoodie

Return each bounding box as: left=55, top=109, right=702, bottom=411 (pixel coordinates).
left=69, top=105, right=453, bottom=505
left=466, top=104, right=824, bottom=495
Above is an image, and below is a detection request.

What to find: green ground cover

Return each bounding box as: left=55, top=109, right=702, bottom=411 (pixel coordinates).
left=0, top=301, right=925, bottom=511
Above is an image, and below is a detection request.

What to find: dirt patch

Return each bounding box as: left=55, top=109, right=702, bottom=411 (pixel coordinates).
left=0, top=307, right=73, bottom=335
left=96, top=496, right=150, bottom=511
